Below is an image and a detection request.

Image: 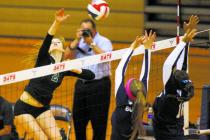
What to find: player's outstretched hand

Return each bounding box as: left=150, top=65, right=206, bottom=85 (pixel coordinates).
left=130, top=35, right=145, bottom=50
left=143, top=30, right=156, bottom=49
left=184, top=15, right=199, bottom=32
left=55, top=8, right=70, bottom=24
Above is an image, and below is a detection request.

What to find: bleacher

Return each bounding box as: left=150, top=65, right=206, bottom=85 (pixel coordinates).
left=0, top=1, right=210, bottom=139
left=144, top=0, right=210, bottom=47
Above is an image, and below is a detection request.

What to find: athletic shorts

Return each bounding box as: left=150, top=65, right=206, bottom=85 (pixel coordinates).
left=14, top=99, right=50, bottom=118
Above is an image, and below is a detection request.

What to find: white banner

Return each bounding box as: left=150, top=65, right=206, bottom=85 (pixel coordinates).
left=0, top=37, right=178, bottom=85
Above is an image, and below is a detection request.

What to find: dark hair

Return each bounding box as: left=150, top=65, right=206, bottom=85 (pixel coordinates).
left=80, top=19, right=96, bottom=29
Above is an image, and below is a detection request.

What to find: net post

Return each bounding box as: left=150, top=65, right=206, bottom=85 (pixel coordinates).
left=184, top=44, right=190, bottom=136
left=208, top=30, right=210, bottom=43
left=184, top=101, right=189, bottom=135
left=200, top=85, right=210, bottom=140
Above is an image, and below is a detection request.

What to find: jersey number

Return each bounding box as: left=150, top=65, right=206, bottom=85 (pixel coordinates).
left=51, top=73, right=59, bottom=83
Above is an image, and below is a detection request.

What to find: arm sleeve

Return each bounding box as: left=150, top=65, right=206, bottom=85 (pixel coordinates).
left=162, top=41, right=187, bottom=86
left=64, top=69, right=95, bottom=80
left=36, top=33, right=54, bottom=64
left=176, top=44, right=189, bottom=72
left=115, top=48, right=134, bottom=97
left=139, top=49, right=151, bottom=92
left=3, top=103, right=13, bottom=126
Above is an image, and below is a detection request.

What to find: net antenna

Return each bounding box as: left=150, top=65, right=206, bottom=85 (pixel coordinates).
left=176, top=0, right=181, bottom=44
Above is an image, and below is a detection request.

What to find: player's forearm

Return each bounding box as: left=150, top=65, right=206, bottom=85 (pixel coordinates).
left=140, top=49, right=151, bottom=91
left=48, top=20, right=61, bottom=36
left=115, top=48, right=133, bottom=95
left=164, top=41, right=187, bottom=67
left=162, top=41, right=187, bottom=85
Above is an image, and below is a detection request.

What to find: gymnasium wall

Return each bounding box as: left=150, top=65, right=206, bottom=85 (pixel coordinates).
left=0, top=0, right=144, bottom=42
left=0, top=0, right=210, bottom=139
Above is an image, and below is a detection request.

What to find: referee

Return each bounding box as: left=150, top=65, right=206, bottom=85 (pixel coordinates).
left=66, top=19, right=112, bottom=140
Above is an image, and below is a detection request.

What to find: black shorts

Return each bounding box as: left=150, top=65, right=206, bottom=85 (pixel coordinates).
left=14, top=100, right=50, bottom=118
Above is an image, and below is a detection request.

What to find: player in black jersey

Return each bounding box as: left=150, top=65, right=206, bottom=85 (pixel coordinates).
left=111, top=31, right=156, bottom=140
left=14, top=9, right=95, bottom=140
left=153, top=15, right=199, bottom=140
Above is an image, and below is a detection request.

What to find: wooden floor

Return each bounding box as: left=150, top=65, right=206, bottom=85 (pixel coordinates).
left=0, top=38, right=210, bottom=139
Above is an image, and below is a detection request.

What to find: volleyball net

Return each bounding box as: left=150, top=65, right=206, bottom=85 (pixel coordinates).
left=0, top=31, right=209, bottom=139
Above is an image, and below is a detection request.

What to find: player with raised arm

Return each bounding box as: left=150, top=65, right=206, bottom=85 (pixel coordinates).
left=153, top=15, right=199, bottom=140
left=14, top=9, right=95, bottom=140
left=111, top=30, right=156, bottom=140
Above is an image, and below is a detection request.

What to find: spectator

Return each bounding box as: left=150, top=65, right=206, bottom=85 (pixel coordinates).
left=14, top=9, right=94, bottom=140
left=66, top=19, right=112, bottom=140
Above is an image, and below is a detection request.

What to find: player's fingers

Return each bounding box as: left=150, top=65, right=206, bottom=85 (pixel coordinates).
left=57, top=8, right=64, bottom=16
left=152, top=32, right=156, bottom=41
left=149, top=30, right=153, bottom=37
left=136, top=35, right=140, bottom=40
left=139, top=36, right=145, bottom=40
left=64, top=14, right=70, bottom=20
left=195, top=16, right=200, bottom=24
left=189, top=15, right=193, bottom=22
left=145, top=30, right=148, bottom=38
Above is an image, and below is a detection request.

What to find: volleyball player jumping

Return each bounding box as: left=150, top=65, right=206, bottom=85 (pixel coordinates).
left=111, top=30, right=156, bottom=140
left=153, top=15, right=199, bottom=140
left=14, top=9, right=95, bottom=140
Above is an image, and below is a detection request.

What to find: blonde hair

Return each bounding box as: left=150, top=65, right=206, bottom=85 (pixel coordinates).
left=129, top=81, right=146, bottom=140
left=21, top=36, right=66, bottom=68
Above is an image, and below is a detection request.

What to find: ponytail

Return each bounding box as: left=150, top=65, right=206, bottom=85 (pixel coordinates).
left=129, top=82, right=146, bottom=140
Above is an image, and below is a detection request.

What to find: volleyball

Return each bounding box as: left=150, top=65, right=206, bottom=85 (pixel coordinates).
left=87, top=0, right=110, bottom=21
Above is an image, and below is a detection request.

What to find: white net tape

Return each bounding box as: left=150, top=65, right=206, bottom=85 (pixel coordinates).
left=4, top=28, right=208, bottom=86
left=0, top=37, right=178, bottom=86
